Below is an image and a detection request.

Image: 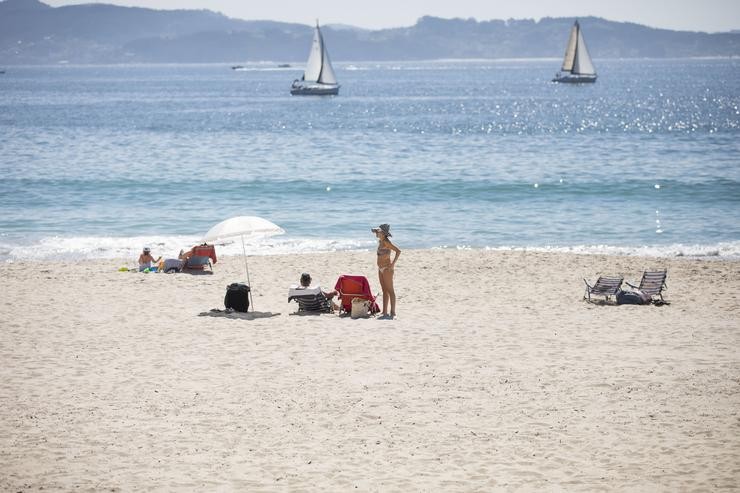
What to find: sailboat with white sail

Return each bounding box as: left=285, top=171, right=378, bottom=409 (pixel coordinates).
left=552, top=20, right=597, bottom=83
left=290, top=21, right=340, bottom=96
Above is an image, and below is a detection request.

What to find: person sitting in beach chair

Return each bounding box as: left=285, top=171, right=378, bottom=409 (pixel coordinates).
left=334, top=274, right=380, bottom=316
left=288, top=273, right=337, bottom=313
left=181, top=243, right=218, bottom=272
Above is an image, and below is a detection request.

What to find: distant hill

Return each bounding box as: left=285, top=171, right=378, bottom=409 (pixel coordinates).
left=1, top=0, right=739, bottom=64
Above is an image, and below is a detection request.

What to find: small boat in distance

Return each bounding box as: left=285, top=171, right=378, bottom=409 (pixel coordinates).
left=291, top=21, right=339, bottom=96
left=552, top=20, right=597, bottom=83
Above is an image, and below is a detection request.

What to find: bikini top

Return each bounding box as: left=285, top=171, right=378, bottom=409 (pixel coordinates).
left=377, top=241, right=391, bottom=256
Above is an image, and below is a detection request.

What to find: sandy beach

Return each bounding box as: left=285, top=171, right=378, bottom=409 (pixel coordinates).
left=1, top=249, right=739, bottom=491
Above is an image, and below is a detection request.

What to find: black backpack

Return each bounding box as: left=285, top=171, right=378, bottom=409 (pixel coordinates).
left=616, top=289, right=647, bottom=305
left=224, top=283, right=250, bottom=312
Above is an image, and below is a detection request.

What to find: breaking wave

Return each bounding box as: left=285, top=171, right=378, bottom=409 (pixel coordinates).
left=3, top=235, right=739, bottom=262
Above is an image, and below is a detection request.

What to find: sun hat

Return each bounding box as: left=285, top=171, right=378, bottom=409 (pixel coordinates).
left=372, top=224, right=392, bottom=237
left=143, top=247, right=151, bottom=253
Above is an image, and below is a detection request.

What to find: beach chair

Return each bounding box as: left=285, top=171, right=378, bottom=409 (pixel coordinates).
left=192, top=243, right=217, bottom=264
left=627, top=270, right=668, bottom=303
left=288, top=285, right=333, bottom=314
left=183, top=255, right=212, bottom=271
left=183, top=244, right=217, bottom=272
left=583, top=275, right=623, bottom=302
left=334, top=275, right=380, bottom=316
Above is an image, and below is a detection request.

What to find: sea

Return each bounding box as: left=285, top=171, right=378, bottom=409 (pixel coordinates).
left=1, top=58, right=739, bottom=261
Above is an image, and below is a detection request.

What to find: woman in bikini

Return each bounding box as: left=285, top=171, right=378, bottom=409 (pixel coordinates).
left=372, top=223, right=401, bottom=319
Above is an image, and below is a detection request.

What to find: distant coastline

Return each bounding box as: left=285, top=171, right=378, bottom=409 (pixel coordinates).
left=1, top=0, right=739, bottom=64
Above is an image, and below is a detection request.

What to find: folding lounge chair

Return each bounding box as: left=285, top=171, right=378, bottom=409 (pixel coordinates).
left=627, top=270, right=668, bottom=303
left=334, top=275, right=380, bottom=316
left=583, top=276, right=623, bottom=302
left=288, top=286, right=333, bottom=314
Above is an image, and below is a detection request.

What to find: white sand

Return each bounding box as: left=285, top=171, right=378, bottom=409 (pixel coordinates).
left=1, top=249, right=739, bottom=490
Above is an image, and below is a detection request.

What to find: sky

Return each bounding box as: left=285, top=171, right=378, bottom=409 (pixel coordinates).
left=43, top=0, right=740, bottom=33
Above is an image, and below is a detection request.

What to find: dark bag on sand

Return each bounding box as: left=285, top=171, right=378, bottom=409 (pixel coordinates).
left=617, top=290, right=647, bottom=305
left=163, top=258, right=183, bottom=273
left=224, top=283, right=250, bottom=312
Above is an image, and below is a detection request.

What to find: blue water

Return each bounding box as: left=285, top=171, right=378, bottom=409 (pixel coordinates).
left=1, top=59, right=739, bottom=260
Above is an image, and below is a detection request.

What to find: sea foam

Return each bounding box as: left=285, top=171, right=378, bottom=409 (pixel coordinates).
left=481, top=241, right=740, bottom=259
left=3, top=235, right=739, bottom=262
left=0, top=235, right=370, bottom=262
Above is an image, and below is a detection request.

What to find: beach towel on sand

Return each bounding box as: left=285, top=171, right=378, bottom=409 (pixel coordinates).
left=198, top=308, right=279, bottom=320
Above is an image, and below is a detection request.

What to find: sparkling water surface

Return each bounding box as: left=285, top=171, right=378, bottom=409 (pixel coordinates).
left=1, top=59, right=739, bottom=260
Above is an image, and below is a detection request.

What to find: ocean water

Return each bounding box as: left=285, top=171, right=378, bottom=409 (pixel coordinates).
left=1, top=58, right=739, bottom=261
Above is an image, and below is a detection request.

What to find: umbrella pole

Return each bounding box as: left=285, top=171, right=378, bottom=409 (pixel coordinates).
left=241, top=234, right=254, bottom=312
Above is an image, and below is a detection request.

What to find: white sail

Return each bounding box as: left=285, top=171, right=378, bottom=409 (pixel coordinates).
left=561, top=24, right=578, bottom=72
left=318, top=36, right=337, bottom=85
left=302, top=22, right=338, bottom=85
left=572, top=27, right=596, bottom=75
left=303, top=26, right=323, bottom=82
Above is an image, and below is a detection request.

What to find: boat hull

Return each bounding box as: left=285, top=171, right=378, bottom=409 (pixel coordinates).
left=290, top=83, right=340, bottom=96
left=552, top=74, right=597, bottom=83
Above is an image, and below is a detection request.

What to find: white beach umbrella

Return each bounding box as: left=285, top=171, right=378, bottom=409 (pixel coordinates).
left=203, top=216, right=285, bottom=311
